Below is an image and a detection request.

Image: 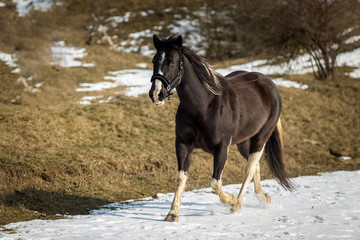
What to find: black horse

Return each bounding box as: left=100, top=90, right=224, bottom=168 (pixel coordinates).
left=149, top=34, right=294, bottom=222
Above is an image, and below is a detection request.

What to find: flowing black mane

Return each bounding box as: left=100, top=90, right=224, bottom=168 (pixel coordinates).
left=159, top=35, right=224, bottom=95
left=181, top=46, right=224, bottom=95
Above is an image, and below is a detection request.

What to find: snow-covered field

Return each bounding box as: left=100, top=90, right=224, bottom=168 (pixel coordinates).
left=1, top=171, right=359, bottom=239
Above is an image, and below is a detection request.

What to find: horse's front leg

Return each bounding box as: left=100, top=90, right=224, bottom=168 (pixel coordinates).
left=164, top=138, right=193, bottom=222
left=211, top=141, right=238, bottom=206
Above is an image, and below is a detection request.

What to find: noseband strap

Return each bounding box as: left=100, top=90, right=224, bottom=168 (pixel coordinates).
left=150, top=58, right=183, bottom=100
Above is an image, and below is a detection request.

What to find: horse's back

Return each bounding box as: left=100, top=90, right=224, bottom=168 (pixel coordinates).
left=224, top=70, right=248, bottom=79
left=225, top=70, right=279, bottom=95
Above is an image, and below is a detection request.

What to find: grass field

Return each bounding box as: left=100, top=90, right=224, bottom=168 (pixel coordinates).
left=0, top=2, right=359, bottom=226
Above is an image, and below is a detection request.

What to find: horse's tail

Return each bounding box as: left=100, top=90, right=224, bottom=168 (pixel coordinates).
left=265, top=118, right=295, bottom=191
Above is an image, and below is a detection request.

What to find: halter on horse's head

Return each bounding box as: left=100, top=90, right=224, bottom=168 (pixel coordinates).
left=149, top=34, right=183, bottom=105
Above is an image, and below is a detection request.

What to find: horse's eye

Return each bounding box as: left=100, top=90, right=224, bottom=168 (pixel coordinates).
left=170, top=61, right=175, bottom=67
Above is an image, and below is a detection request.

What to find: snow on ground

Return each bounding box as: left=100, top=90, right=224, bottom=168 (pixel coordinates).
left=0, top=51, right=21, bottom=74
left=0, top=2, right=5, bottom=7
left=0, top=51, right=42, bottom=93
left=337, top=48, right=360, bottom=79
left=107, top=8, right=205, bottom=57
left=1, top=171, right=359, bottom=239
left=51, top=41, right=95, bottom=68
left=12, top=0, right=63, bottom=17
left=76, top=69, right=152, bottom=98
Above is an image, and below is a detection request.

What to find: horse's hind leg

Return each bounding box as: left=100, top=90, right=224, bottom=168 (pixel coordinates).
left=254, top=162, right=271, bottom=203
left=236, top=141, right=270, bottom=203
left=231, top=145, right=265, bottom=213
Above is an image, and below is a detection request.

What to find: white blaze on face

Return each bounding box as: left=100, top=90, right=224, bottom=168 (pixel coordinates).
left=157, top=52, right=166, bottom=75
left=152, top=51, right=166, bottom=105
left=153, top=79, right=164, bottom=105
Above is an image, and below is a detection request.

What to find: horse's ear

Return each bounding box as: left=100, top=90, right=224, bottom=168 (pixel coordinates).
left=153, top=34, right=161, bottom=50
left=175, top=35, right=182, bottom=48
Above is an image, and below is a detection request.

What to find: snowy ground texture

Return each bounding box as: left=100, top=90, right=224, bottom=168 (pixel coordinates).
left=2, top=171, right=359, bottom=239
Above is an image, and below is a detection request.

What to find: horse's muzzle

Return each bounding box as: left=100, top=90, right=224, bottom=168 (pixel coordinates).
left=149, top=79, right=166, bottom=106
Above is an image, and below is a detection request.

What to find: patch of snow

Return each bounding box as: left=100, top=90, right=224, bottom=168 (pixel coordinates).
left=106, top=11, right=206, bottom=57
left=344, top=35, right=360, bottom=45
left=348, top=68, right=360, bottom=79
left=128, top=29, right=153, bottom=39
left=135, top=63, right=148, bottom=68
left=272, top=78, right=308, bottom=90
left=12, top=0, right=63, bottom=17
left=168, top=18, right=206, bottom=55
left=1, top=171, right=359, bottom=239
left=78, top=95, right=103, bottom=105
left=104, top=69, right=153, bottom=97
left=337, top=48, right=360, bottom=78
left=0, top=51, right=21, bottom=74
left=76, top=82, right=118, bottom=92
left=34, top=82, right=43, bottom=88
left=0, top=2, right=5, bottom=7
left=139, top=45, right=155, bottom=57
left=98, top=96, right=115, bottom=104
left=218, top=55, right=315, bottom=76
left=78, top=95, right=115, bottom=105
left=217, top=62, right=309, bottom=90
left=0, top=52, right=18, bottom=68
left=337, top=48, right=360, bottom=67
left=107, top=12, right=131, bottom=28
left=51, top=41, right=95, bottom=68
left=218, top=47, right=360, bottom=80
left=76, top=69, right=152, bottom=97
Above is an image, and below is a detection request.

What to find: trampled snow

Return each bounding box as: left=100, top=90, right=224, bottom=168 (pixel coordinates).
left=1, top=171, right=359, bottom=239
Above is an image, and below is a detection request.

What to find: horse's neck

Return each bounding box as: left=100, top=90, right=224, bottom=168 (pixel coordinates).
left=176, top=57, right=213, bottom=114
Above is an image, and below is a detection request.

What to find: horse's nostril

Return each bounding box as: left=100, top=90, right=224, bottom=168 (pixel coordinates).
left=158, top=92, right=164, bottom=100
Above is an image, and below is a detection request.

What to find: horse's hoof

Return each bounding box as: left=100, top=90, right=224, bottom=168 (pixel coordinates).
left=164, top=213, right=179, bottom=222
left=230, top=203, right=241, bottom=213
left=256, top=193, right=272, bottom=203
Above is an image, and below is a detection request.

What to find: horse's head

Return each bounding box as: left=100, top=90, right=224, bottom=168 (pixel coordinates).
left=149, top=34, right=183, bottom=105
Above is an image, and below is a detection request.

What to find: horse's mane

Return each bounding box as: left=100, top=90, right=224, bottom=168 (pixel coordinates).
left=182, top=46, right=224, bottom=95
left=159, top=35, right=224, bottom=95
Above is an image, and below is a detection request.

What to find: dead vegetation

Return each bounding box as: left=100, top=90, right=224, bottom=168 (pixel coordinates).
left=0, top=1, right=359, bottom=226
